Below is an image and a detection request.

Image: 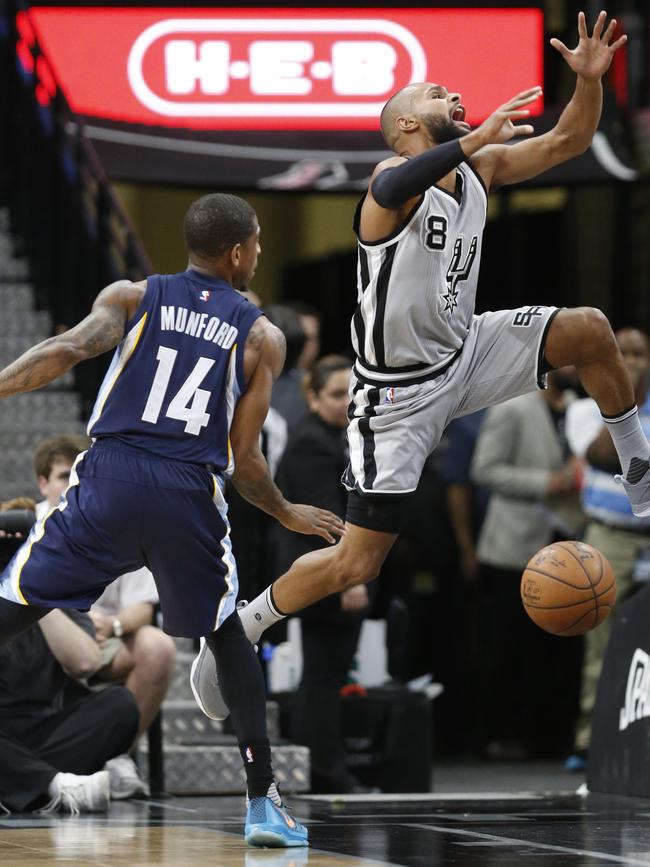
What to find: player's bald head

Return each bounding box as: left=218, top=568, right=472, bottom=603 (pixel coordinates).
left=380, top=84, right=422, bottom=149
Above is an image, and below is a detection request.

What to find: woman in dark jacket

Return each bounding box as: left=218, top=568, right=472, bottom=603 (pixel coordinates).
left=274, top=355, right=369, bottom=793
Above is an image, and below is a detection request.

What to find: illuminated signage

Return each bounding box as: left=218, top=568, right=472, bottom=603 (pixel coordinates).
left=29, top=8, right=544, bottom=130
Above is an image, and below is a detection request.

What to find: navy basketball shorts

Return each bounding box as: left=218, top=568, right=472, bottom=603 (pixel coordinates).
left=0, top=440, right=238, bottom=638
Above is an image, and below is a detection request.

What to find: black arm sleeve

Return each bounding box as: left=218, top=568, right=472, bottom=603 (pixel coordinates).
left=370, top=139, right=467, bottom=209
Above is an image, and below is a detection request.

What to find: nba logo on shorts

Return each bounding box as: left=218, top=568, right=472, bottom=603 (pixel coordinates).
left=245, top=746, right=254, bottom=763
left=384, top=387, right=395, bottom=405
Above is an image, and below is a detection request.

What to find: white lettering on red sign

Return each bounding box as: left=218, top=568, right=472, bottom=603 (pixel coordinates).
left=332, top=42, right=397, bottom=96
left=127, top=18, right=426, bottom=118
left=165, top=41, right=229, bottom=95
left=250, top=41, right=313, bottom=96
left=162, top=38, right=398, bottom=99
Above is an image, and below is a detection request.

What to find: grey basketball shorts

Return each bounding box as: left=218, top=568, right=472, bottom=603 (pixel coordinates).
left=344, top=305, right=559, bottom=497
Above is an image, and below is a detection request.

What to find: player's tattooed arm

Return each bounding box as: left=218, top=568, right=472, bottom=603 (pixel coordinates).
left=234, top=453, right=346, bottom=544
left=0, top=280, right=145, bottom=398
left=231, top=317, right=287, bottom=510
left=232, top=319, right=345, bottom=543
left=232, top=455, right=290, bottom=519
left=241, top=315, right=283, bottom=382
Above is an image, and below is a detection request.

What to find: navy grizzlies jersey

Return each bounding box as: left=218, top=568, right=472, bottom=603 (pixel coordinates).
left=88, top=270, right=262, bottom=473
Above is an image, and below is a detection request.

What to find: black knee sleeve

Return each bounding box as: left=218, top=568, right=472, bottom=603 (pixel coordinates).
left=209, top=608, right=246, bottom=641
left=206, top=612, right=268, bottom=743
left=206, top=612, right=274, bottom=798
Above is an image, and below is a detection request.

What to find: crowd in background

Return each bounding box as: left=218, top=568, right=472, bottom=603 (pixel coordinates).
left=1, top=295, right=649, bottom=810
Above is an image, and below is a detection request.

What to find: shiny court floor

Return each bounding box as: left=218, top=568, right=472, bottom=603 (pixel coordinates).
left=3, top=789, right=650, bottom=866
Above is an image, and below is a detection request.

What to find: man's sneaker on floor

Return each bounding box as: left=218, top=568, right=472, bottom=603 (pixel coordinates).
left=105, top=754, right=149, bottom=799
left=40, top=770, right=110, bottom=814
left=245, top=797, right=309, bottom=848
left=190, top=637, right=230, bottom=721
left=617, top=458, right=650, bottom=517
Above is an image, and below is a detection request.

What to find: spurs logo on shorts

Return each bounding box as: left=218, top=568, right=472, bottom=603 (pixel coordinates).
left=512, top=306, right=545, bottom=327
left=344, top=305, right=558, bottom=496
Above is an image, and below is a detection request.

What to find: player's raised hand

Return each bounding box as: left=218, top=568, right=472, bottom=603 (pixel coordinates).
left=550, top=11, right=627, bottom=82
left=474, top=87, right=542, bottom=146
left=280, top=503, right=346, bottom=544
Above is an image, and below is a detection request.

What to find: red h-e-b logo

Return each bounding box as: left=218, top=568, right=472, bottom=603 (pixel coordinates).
left=127, top=17, right=425, bottom=123
left=28, top=8, right=544, bottom=131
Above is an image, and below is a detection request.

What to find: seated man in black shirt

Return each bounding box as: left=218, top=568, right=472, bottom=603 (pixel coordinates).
left=0, top=604, right=139, bottom=813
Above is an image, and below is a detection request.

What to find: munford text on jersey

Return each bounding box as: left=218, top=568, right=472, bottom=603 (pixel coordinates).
left=160, top=305, right=238, bottom=350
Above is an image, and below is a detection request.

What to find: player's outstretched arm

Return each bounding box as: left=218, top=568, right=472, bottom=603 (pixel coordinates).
left=370, top=88, right=540, bottom=208
left=361, top=87, right=541, bottom=242
left=231, top=319, right=346, bottom=544
left=0, top=279, right=143, bottom=399
left=229, top=317, right=287, bottom=517
left=480, top=10, right=626, bottom=189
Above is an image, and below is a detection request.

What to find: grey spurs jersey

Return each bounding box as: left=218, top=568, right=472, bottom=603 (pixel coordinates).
left=352, top=161, right=488, bottom=382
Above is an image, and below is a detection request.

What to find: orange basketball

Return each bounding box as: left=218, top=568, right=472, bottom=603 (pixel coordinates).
left=521, top=541, right=616, bottom=637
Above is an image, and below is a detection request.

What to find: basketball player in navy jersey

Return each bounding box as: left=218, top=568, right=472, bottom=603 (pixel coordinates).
left=190, top=13, right=650, bottom=707
left=0, top=194, right=345, bottom=845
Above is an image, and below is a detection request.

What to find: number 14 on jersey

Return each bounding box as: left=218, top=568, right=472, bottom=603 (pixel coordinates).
left=142, top=345, right=215, bottom=435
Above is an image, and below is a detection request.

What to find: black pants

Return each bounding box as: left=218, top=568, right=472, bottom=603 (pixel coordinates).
left=293, top=618, right=362, bottom=793
left=0, top=597, right=51, bottom=647
left=479, top=565, right=582, bottom=756
left=0, top=686, right=139, bottom=811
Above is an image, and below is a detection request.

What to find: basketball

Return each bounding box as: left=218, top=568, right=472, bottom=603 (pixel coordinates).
left=521, top=541, right=616, bottom=637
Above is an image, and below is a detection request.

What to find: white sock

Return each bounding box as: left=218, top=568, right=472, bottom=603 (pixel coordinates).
left=602, top=406, right=650, bottom=481
left=239, top=586, right=286, bottom=644
left=246, top=781, right=282, bottom=807
left=266, top=781, right=282, bottom=806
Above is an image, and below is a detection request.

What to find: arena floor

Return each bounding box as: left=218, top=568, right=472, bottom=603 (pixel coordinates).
left=2, top=763, right=650, bottom=866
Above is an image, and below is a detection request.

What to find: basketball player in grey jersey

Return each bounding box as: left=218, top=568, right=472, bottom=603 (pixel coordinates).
left=351, top=135, right=487, bottom=380
left=193, top=11, right=650, bottom=715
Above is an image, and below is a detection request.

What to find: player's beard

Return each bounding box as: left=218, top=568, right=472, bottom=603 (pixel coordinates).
left=422, top=114, right=470, bottom=144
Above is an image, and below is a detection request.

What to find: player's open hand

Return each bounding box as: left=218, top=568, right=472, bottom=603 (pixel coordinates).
left=475, top=87, right=542, bottom=146
left=550, top=11, right=627, bottom=82
left=280, top=503, right=346, bottom=544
